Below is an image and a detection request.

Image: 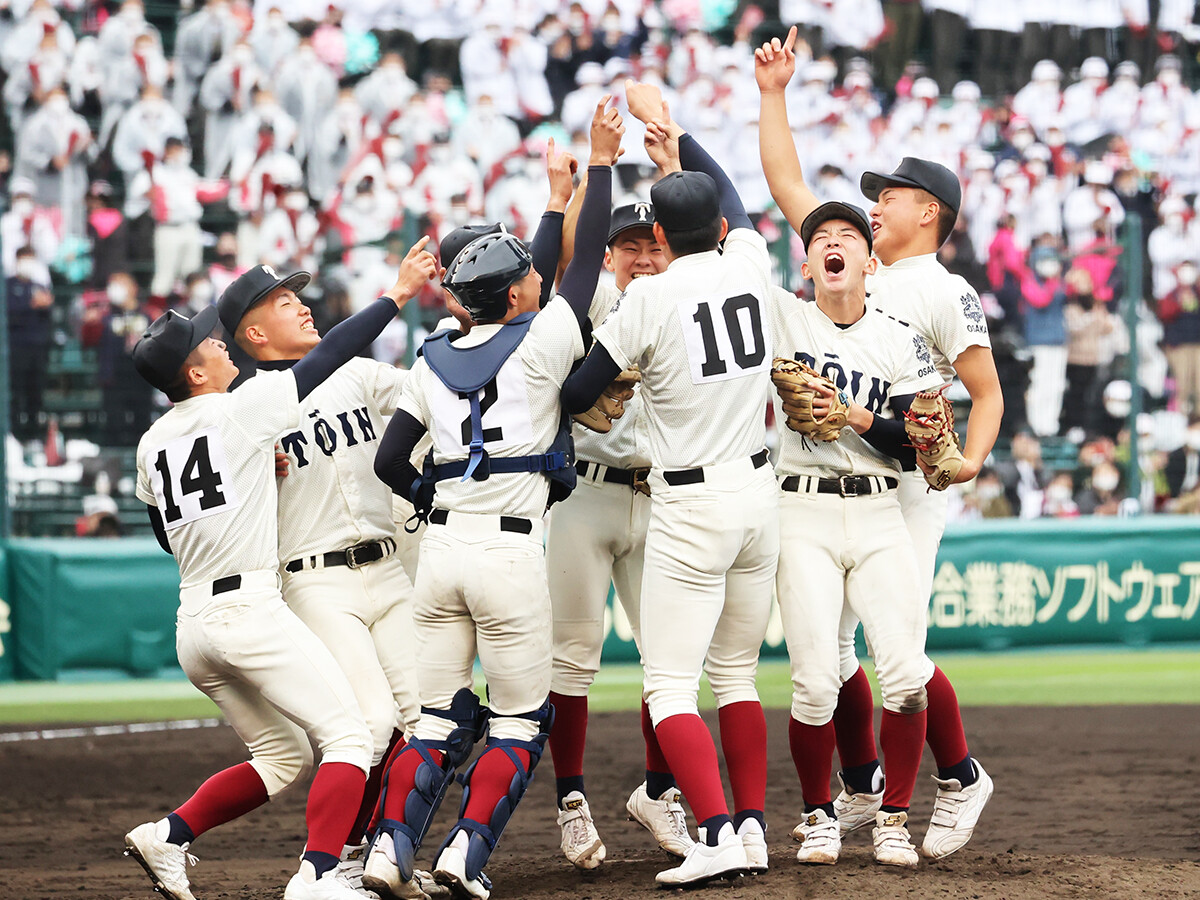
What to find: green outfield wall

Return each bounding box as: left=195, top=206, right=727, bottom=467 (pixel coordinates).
left=1, top=518, right=1198, bottom=680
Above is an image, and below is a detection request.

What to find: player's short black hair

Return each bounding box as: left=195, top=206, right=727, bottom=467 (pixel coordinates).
left=917, top=189, right=957, bottom=247
left=163, top=347, right=202, bottom=403
left=659, top=219, right=723, bottom=257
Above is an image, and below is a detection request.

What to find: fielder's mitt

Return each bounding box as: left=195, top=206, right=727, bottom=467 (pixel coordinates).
left=770, top=357, right=849, bottom=442
left=571, top=366, right=641, bottom=433
left=903, top=386, right=964, bottom=491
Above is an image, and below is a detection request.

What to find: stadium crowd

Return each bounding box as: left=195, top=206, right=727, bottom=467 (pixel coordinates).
left=5, top=0, right=1200, bottom=530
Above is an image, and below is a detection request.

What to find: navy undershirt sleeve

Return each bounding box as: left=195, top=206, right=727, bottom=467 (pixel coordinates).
left=529, top=211, right=564, bottom=308
left=292, top=297, right=397, bottom=400
left=373, top=410, right=428, bottom=502
left=678, top=133, right=753, bottom=232
left=859, top=392, right=917, bottom=466
left=557, top=165, right=611, bottom=331
left=147, top=505, right=172, bottom=555
left=561, top=343, right=623, bottom=414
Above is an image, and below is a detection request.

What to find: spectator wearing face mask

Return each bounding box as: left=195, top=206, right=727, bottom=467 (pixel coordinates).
left=90, top=272, right=155, bottom=446
left=199, top=39, right=265, bottom=178
left=111, top=82, right=188, bottom=181
left=1042, top=471, right=1080, bottom=517
left=97, top=30, right=169, bottom=150
left=1148, top=197, right=1193, bottom=301
left=0, top=177, right=58, bottom=277
left=257, top=187, right=322, bottom=273
left=4, top=30, right=70, bottom=133
left=172, top=0, right=242, bottom=117
left=1158, top=260, right=1200, bottom=417
left=13, top=86, right=92, bottom=238
left=276, top=31, right=338, bottom=164
left=1021, top=243, right=1069, bottom=436
left=1063, top=265, right=1118, bottom=437
left=1076, top=461, right=1124, bottom=515
left=7, top=244, right=54, bottom=439
left=180, top=270, right=216, bottom=316
left=355, top=50, right=419, bottom=125
left=85, top=180, right=129, bottom=291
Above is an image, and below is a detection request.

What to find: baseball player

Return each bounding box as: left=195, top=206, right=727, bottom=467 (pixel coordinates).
left=363, top=101, right=622, bottom=900
left=218, top=263, right=424, bottom=889
left=770, top=201, right=943, bottom=868
left=561, top=101, right=777, bottom=886
left=757, top=27, right=1000, bottom=858
left=544, top=200, right=694, bottom=870
left=123, top=239, right=438, bottom=900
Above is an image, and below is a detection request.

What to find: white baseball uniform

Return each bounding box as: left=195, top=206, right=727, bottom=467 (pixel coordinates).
left=135, top=370, right=371, bottom=796
left=769, top=294, right=942, bottom=725
left=547, top=281, right=652, bottom=697
left=396, top=295, right=585, bottom=742
left=594, top=227, right=779, bottom=725
left=273, top=357, right=420, bottom=764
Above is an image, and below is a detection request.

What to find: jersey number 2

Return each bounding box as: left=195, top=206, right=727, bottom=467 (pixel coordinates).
left=459, top=379, right=504, bottom=446
left=154, top=435, right=226, bottom=524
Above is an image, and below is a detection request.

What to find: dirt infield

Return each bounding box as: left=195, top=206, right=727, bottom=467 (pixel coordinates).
left=1, top=705, right=1198, bottom=900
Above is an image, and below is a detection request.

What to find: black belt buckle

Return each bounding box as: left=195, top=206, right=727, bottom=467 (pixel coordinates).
left=839, top=475, right=862, bottom=497
left=344, top=542, right=374, bottom=569
left=632, top=467, right=651, bottom=497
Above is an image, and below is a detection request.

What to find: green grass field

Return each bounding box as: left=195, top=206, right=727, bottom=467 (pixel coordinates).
left=0, top=647, right=1196, bottom=726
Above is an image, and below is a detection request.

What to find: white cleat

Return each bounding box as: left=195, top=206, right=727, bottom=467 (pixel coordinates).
left=285, top=861, right=377, bottom=900
left=654, top=822, right=747, bottom=887
left=557, top=792, right=606, bottom=869
left=832, top=771, right=883, bottom=836
left=123, top=820, right=198, bottom=900
left=872, top=811, right=919, bottom=868
left=920, top=759, right=994, bottom=859
left=626, top=782, right=695, bottom=858
left=793, top=809, right=841, bottom=865
left=736, top=817, right=768, bottom=873
left=334, top=842, right=379, bottom=897
left=432, top=831, right=491, bottom=900
left=362, top=832, right=431, bottom=900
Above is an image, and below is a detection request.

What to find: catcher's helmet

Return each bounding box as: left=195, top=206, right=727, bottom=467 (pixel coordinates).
left=442, top=232, right=533, bottom=322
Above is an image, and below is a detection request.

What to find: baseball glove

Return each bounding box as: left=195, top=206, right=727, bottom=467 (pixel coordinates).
left=771, top=357, right=849, bottom=442
left=571, top=366, right=641, bottom=433
left=903, top=386, right=964, bottom=491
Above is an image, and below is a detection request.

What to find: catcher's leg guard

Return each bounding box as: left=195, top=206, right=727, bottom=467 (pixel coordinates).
left=438, top=700, right=554, bottom=882
left=374, top=688, right=488, bottom=881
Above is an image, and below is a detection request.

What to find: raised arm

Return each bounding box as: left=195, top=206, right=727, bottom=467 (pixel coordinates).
left=292, top=237, right=437, bottom=399
left=530, top=137, right=576, bottom=306
left=676, top=131, right=752, bottom=232
left=755, top=26, right=820, bottom=230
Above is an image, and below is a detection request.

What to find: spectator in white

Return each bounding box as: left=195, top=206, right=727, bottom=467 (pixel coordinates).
left=395, top=90, right=445, bottom=150
left=1148, top=196, right=1193, bottom=301
left=0, top=0, right=75, bottom=77
left=97, top=30, right=169, bottom=149
left=67, top=35, right=105, bottom=121
left=933, top=80, right=981, bottom=145
left=825, top=0, right=884, bottom=64
left=1098, top=60, right=1140, bottom=136
left=172, top=0, right=241, bottom=116
left=1140, top=55, right=1190, bottom=131
left=130, top=138, right=224, bottom=298
left=228, top=88, right=298, bottom=183
left=561, top=62, right=608, bottom=136
left=354, top=51, right=418, bottom=125
left=276, top=34, right=337, bottom=164
left=14, top=86, right=91, bottom=238
left=454, top=93, right=522, bottom=173
left=198, top=38, right=264, bottom=178
left=1018, top=144, right=1065, bottom=246
left=4, top=29, right=68, bottom=132
left=249, top=5, right=299, bottom=77
left=960, top=148, right=1005, bottom=262
left=1063, top=161, right=1125, bottom=252
left=810, top=163, right=857, bottom=205
left=307, top=86, right=370, bottom=201
left=1061, top=57, right=1110, bottom=146
left=459, top=18, right=520, bottom=119
left=788, top=59, right=840, bottom=134
left=228, top=123, right=303, bottom=216
left=667, top=26, right=718, bottom=87
left=343, top=125, right=414, bottom=199
left=0, top=177, right=57, bottom=277
left=507, top=24, right=554, bottom=120
left=98, top=0, right=160, bottom=64
left=407, top=131, right=482, bottom=222
left=1013, top=59, right=1063, bottom=136
left=257, top=186, right=322, bottom=272
left=483, top=151, right=549, bottom=237
left=111, top=81, right=187, bottom=183
left=886, top=74, right=939, bottom=141
left=333, top=174, right=398, bottom=273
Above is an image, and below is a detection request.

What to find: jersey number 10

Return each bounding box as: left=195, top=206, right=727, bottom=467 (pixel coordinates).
left=682, top=293, right=769, bottom=384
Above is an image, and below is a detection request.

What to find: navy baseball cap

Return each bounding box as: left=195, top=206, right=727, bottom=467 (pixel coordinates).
left=217, top=264, right=311, bottom=336
left=800, top=201, right=873, bottom=251
left=439, top=224, right=504, bottom=271
left=607, top=201, right=656, bottom=244
left=650, top=171, right=721, bottom=232
left=133, top=306, right=220, bottom=393
left=860, top=157, right=962, bottom=214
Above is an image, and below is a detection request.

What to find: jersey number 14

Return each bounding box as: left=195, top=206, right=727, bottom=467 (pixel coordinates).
left=149, top=428, right=240, bottom=529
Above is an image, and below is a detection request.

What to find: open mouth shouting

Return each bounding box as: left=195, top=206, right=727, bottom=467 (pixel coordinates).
left=300, top=316, right=316, bottom=332
left=824, top=251, right=845, bottom=275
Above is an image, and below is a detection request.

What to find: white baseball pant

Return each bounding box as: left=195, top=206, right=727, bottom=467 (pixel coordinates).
left=176, top=570, right=372, bottom=797
left=283, top=553, right=421, bottom=764
left=546, top=468, right=651, bottom=696
left=640, top=457, right=778, bottom=726
left=778, top=485, right=931, bottom=725
left=411, top=512, right=552, bottom=742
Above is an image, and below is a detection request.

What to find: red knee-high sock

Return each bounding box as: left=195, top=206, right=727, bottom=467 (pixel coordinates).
left=351, top=729, right=404, bottom=844
left=718, top=701, right=766, bottom=815
left=306, top=762, right=367, bottom=858
left=833, top=666, right=879, bottom=769
left=879, top=709, right=926, bottom=811
left=654, top=713, right=728, bottom=824
left=547, top=691, right=587, bottom=779
left=641, top=699, right=670, bottom=774
left=787, top=717, right=837, bottom=807
left=924, top=666, right=970, bottom=769
left=173, top=761, right=269, bottom=838
left=461, top=746, right=531, bottom=824
left=381, top=744, right=443, bottom=824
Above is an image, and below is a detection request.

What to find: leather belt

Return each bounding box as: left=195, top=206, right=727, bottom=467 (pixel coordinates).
left=663, top=449, right=769, bottom=486
left=284, top=538, right=396, bottom=573
left=781, top=474, right=898, bottom=497
left=429, top=508, right=533, bottom=534
left=576, top=460, right=651, bottom=496
left=212, top=574, right=241, bottom=595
